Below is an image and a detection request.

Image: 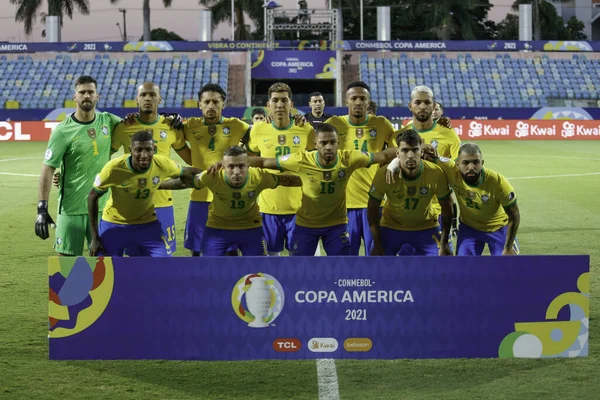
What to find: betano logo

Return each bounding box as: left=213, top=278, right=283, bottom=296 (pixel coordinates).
left=231, top=273, right=285, bottom=328
left=273, top=338, right=302, bottom=352
left=308, top=338, right=339, bottom=352
left=344, top=338, right=373, bottom=352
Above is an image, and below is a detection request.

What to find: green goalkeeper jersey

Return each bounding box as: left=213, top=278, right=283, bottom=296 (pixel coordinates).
left=44, top=112, right=122, bottom=215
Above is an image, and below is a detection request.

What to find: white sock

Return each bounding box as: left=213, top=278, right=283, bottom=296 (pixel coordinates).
left=268, top=251, right=281, bottom=257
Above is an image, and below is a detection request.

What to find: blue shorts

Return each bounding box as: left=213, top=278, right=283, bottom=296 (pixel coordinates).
left=380, top=226, right=440, bottom=256
left=347, top=208, right=375, bottom=256
left=200, top=226, right=267, bottom=256
left=456, top=223, right=519, bottom=256
left=261, top=213, right=296, bottom=253
left=99, top=219, right=169, bottom=257
left=127, top=206, right=175, bottom=256
left=184, top=201, right=209, bottom=252
left=291, top=224, right=351, bottom=256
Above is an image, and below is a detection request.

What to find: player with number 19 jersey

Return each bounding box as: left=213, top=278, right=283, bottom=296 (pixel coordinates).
left=325, top=115, right=395, bottom=255
left=43, top=112, right=122, bottom=255
left=183, top=116, right=249, bottom=252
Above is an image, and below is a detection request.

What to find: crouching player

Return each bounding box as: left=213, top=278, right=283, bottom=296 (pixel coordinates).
left=88, top=130, right=199, bottom=256
left=432, top=143, right=520, bottom=255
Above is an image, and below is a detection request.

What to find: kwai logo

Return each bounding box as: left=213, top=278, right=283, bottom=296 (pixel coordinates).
left=232, top=273, right=285, bottom=328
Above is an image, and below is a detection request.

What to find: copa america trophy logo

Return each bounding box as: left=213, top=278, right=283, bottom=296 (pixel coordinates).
left=231, top=273, right=285, bottom=328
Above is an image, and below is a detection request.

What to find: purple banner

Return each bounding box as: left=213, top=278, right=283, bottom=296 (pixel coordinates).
left=48, top=256, right=589, bottom=360
left=2, top=40, right=600, bottom=54
left=2, top=107, right=599, bottom=123
left=251, top=51, right=336, bottom=79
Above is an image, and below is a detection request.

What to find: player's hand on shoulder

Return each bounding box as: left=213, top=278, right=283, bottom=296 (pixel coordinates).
left=293, top=114, right=307, bottom=127
left=35, top=200, right=56, bottom=240
left=52, top=171, right=60, bottom=188
left=385, top=158, right=401, bottom=184
left=438, top=243, right=453, bottom=256
left=421, top=144, right=438, bottom=162
left=437, top=117, right=453, bottom=129
left=207, top=161, right=223, bottom=176
left=122, top=113, right=138, bottom=126
left=161, top=113, right=185, bottom=131
left=89, top=237, right=105, bottom=256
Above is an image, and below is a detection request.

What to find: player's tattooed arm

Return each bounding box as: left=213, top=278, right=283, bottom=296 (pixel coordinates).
left=503, top=202, right=520, bottom=255
left=371, top=147, right=398, bottom=165
left=248, top=156, right=279, bottom=171
left=159, top=167, right=202, bottom=190
left=276, top=174, right=302, bottom=187
left=438, top=196, right=454, bottom=256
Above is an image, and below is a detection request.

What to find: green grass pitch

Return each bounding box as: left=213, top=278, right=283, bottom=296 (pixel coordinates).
left=1, top=140, right=599, bottom=399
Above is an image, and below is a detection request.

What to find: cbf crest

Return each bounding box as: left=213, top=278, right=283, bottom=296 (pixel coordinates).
left=338, top=169, right=346, bottom=179
left=159, top=130, right=167, bottom=140
left=101, top=125, right=109, bottom=136
left=152, top=176, right=160, bottom=185
left=369, top=129, right=377, bottom=139
left=138, top=178, right=147, bottom=188
left=481, top=194, right=490, bottom=203
left=323, top=171, right=332, bottom=181
left=430, top=139, right=439, bottom=149
left=420, top=186, right=429, bottom=196
left=223, top=127, right=231, bottom=136
left=248, top=191, right=256, bottom=199
left=278, top=134, right=286, bottom=145
left=356, top=128, right=364, bottom=139
left=293, top=135, right=300, bottom=145
left=87, top=128, right=97, bottom=139
left=407, top=186, right=417, bottom=196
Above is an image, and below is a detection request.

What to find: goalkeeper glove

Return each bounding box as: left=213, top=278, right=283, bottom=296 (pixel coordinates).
left=161, top=113, right=184, bottom=130
left=35, top=200, right=56, bottom=240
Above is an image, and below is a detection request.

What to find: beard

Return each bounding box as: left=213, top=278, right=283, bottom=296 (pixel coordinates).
left=414, top=111, right=432, bottom=122
left=461, top=171, right=481, bottom=185
left=140, top=108, right=153, bottom=114
left=80, top=101, right=94, bottom=112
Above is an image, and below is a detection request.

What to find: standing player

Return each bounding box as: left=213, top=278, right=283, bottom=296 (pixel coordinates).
left=249, top=123, right=397, bottom=256
left=369, top=129, right=453, bottom=256
left=167, top=146, right=302, bottom=256
left=88, top=130, right=199, bottom=256
left=182, top=83, right=250, bottom=256
left=305, top=91, right=332, bottom=128
left=325, top=81, right=396, bottom=255
left=432, top=143, right=520, bottom=255
left=251, top=108, right=267, bottom=124
left=247, top=82, right=315, bottom=256
left=35, top=75, right=122, bottom=256
left=110, top=82, right=190, bottom=254
left=367, top=100, right=377, bottom=116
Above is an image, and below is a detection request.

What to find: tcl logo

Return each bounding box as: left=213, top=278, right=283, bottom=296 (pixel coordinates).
left=0, top=121, right=59, bottom=141
left=272, top=338, right=302, bottom=352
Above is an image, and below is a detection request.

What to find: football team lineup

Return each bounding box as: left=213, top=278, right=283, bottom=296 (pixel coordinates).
left=27, top=77, right=540, bottom=258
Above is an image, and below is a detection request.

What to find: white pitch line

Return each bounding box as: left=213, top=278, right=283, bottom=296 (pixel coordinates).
left=0, top=157, right=40, bottom=163
left=508, top=172, right=600, bottom=180
left=0, top=172, right=39, bottom=177
left=489, top=155, right=600, bottom=161
left=316, top=359, right=340, bottom=400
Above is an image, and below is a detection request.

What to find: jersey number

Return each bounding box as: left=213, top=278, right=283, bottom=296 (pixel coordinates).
left=166, top=225, right=176, bottom=242
left=135, top=188, right=150, bottom=199
left=320, top=181, right=336, bottom=194
left=208, top=137, right=215, bottom=151
left=353, top=139, right=368, bottom=152
left=465, top=198, right=481, bottom=210
left=404, top=198, right=419, bottom=210
left=230, top=200, right=246, bottom=209
left=275, top=146, right=291, bottom=157
left=92, top=139, right=99, bottom=156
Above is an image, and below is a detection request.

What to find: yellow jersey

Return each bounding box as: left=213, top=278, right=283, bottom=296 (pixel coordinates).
left=247, top=120, right=315, bottom=214
left=111, top=115, right=186, bottom=208
left=277, top=149, right=373, bottom=228
left=184, top=117, right=249, bottom=202
left=93, top=154, right=183, bottom=225
left=369, top=161, right=451, bottom=231
left=436, top=158, right=517, bottom=232
left=326, top=115, right=395, bottom=208
left=193, top=168, right=279, bottom=230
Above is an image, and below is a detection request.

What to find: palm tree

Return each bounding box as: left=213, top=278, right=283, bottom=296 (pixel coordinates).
left=10, top=0, right=90, bottom=35
left=198, top=0, right=263, bottom=40
left=512, top=0, right=572, bottom=40
left=110, top=0, right=173, bottom=41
